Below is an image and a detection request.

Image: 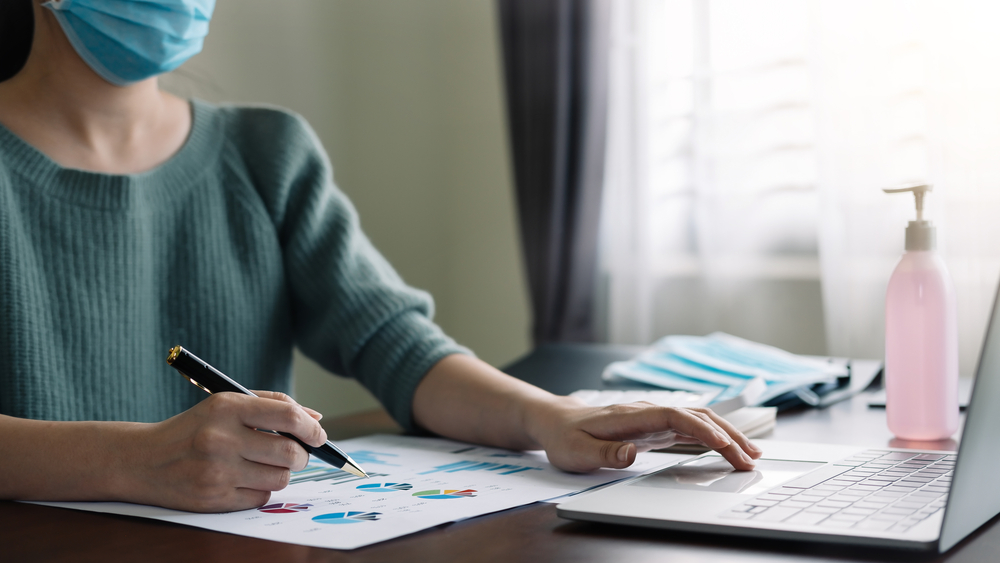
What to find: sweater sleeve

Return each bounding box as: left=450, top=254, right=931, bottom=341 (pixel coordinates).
left=228, top=106, right=471, bottom=430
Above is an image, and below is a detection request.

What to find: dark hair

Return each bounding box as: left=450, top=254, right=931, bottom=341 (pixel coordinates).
left=0, top=0, right=34, bottom=82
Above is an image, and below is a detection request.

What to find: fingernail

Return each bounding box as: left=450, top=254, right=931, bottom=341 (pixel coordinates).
left=747, top=441, right=761, bottom=454
left=714, top=431, right=731, bottom=445
left=303, top=406, right=323, bottom=420
left=617, top=443, right=632, bottom=462
left=741, top=451, right=755, bottom=465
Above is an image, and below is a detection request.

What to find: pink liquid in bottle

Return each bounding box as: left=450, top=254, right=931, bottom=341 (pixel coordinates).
left=884, top=250, right=959, bottom=440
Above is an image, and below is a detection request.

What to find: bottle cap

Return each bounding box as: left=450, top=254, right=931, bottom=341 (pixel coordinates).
left=883, top=184, right=936, bottom=251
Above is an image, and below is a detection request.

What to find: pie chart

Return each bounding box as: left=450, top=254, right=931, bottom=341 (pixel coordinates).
left=257, top=503, right=312, bottom=514
left=357, top=482, right=413, bottom=493
left=312, top=511, right=382, bottom=524
left=411, top=489, right=477, bottom=500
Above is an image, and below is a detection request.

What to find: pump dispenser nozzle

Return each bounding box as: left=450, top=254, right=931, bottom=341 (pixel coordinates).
left=883, top=184, right=935, bottom=251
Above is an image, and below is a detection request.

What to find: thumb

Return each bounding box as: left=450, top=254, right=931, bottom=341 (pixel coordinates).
left=253, top=390, right=323, bottom=420
left=553, top=433, right=636, bottom=472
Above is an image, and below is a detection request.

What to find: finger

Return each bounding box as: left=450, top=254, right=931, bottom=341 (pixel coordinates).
left=239, top=428, right=311, bottom=471
left=301, top=406, right=323, bottom=421
left=227, top=395, right=327, bottom=447
left=552, top=431, right=636, bottom=473
left=235, top=458, right=295, bottom=493
left=185, top=487, right=272, bottom=514
left=232, top=489, right=272, bottom=512
left=690, top=408, right=762, bottom=459
left=657, top=409, right=757, bottom=470
left=631, top=431, right=680, bottom=451
left=254, top=390, right=324, bottom=421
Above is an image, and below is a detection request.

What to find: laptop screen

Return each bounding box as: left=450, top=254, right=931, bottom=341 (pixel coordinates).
left=940, top=281, right=1000, bottom=551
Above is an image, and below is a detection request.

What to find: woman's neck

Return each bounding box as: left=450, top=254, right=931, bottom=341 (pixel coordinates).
left=0, top=2, right=191, bottom=174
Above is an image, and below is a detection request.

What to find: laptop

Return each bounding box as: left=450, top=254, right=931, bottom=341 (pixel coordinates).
left=557, top=285, right=1000, bottom=552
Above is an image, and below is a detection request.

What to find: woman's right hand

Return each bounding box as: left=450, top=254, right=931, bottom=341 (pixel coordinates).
left=122, top=391, right=327, bottom=512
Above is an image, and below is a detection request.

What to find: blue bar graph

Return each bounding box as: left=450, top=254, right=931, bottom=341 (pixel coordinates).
left=417, top=460, right=543, bottom=476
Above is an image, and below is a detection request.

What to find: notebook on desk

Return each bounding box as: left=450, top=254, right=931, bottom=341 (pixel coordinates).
left=558, top=284, right=1000, bottom=553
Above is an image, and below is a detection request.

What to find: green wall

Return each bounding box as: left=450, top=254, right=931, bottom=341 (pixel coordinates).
left=164, top=0, right=531, bottom=417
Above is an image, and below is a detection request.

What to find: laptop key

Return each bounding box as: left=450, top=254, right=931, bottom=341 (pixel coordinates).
left=753, top=507, right=802, bottom=522
left=720, top=510, right=756, bottom=520
left=804, top=506, right=839, bottom=514
left=856, top=519, right=895, bottom=531
left=842, top=507, right=877, bottom=516
left=829, top=513, right=867, bottom=522
left=782, top=465, right=853, bottom=489
left=899, top=477, right=934, bottom=485
left=784, top=511, right=829, bottom=526
left=879, top=452, right=917, bottom=461
left=849, top=484, right=881, bottom=492
left=892, top=501, right=927, bottom=510
left=813, top=484, right=847, bottom=492
left=853, top=501, right=890, bottom=510
left=870, top=513, right=906, bottom=522
left=780, top=500, right=815, bottom=509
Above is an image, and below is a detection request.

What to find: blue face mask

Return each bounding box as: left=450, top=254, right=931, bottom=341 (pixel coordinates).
left=43, top=0, right=216, bottom=86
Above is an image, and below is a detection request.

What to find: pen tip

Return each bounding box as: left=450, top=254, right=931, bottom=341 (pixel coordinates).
left=342, top=461, right=368, bottom=479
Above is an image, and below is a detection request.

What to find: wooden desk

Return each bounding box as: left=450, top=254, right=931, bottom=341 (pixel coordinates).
left=2, top=344, right=996, bottom=562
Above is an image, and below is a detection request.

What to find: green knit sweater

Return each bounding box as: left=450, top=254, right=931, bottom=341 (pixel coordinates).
left=0, top=100, right=468, bottom=429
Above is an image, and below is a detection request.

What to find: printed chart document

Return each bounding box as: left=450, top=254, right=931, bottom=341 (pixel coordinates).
left=34, top=434, right=689, bottom=550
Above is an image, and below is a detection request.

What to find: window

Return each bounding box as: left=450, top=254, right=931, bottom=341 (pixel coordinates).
left=601, top=0, right=1000, bottom=377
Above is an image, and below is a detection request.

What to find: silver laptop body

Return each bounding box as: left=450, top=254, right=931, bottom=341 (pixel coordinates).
left=558, top=283, right=1000, bottom=552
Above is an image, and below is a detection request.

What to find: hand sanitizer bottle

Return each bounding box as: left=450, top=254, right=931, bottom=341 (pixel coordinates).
left=883, top=184, right=959, bottom=440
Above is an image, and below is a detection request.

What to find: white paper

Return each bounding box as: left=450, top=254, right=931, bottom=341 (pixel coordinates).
left=33, top=434, right=690, bottom=550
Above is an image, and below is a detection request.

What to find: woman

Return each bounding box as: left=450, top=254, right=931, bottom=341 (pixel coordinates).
left=0, top=0, right=759, bottom=513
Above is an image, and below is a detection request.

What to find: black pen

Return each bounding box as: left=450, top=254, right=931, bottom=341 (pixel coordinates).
left=166, top=345, right=368, bottom=479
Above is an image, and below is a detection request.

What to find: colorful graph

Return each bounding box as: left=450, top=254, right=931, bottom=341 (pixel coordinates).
left=357, top=483, right=413, bottom=493
left=412, top=489, right=477, bottom=500
left=418, top=460, right=542, bottom=476
left=258, top=503, right=312, bottom=514
left=312, top=511, right=382, bottom=525
left=346, top=450, right=401, bottom=466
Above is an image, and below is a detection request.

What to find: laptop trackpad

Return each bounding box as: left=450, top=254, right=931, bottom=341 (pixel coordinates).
left=631, top=455, right=824, bottom=496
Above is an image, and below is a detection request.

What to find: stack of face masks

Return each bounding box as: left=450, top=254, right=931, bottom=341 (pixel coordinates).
left=603, top=333, right=848, bottom=408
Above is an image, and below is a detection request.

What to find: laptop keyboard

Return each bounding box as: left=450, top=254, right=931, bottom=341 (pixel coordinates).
left=720, top=449, right=954, bottom=533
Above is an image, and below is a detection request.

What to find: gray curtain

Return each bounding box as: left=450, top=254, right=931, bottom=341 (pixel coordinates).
left=497, top=0, right=611, bottom=345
